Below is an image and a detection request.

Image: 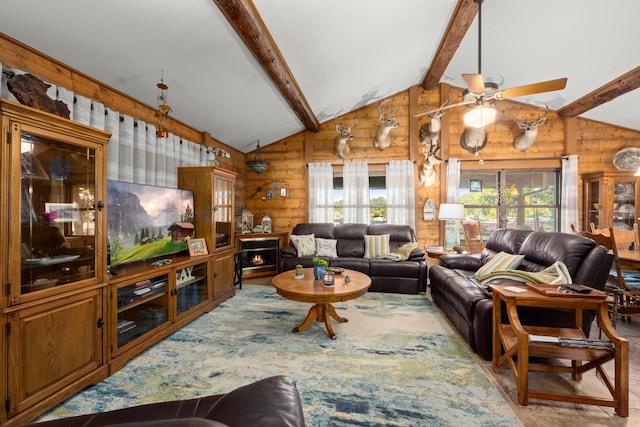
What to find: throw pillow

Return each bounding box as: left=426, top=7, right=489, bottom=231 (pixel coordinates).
left=394, top=242, right=418, bottom=261
left=475, top=251, right=525, bottom=280
left=290, top=234, right=316, bottom=257
left=316, top=238, right=338, bottom=258
left=364, top=234, right=390, bottom=259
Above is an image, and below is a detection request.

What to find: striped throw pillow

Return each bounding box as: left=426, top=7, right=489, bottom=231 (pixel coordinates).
left=364, top=234, right=390, bottom=259
left=475, top=251, right=525, bottom=280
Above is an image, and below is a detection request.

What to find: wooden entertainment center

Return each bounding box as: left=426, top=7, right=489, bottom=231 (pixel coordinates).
left=0, top=101, right=237, bottom=426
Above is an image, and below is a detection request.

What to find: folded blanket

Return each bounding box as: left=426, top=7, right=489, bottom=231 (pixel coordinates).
left=376, top=253, right=403, bottom=261
left=478, top=260, right=572, bottom=287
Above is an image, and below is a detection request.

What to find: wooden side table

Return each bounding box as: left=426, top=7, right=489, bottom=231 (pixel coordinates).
left=490, top=284, right=629, bottom=417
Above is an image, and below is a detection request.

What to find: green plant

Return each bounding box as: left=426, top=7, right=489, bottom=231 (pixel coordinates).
left=295, top=264, right=303, bottom=269
left=313, top=257, right=328, bottom=266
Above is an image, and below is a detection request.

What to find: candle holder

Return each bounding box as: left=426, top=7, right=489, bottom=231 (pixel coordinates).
left=323, top=271, right=335, bottom=287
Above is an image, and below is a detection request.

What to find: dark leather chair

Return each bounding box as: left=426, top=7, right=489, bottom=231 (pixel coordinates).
left=29, top=375, right=306, bottom=427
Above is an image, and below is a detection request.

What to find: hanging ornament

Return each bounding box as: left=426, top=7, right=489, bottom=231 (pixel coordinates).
left=155, top=71, right=172, bottom=138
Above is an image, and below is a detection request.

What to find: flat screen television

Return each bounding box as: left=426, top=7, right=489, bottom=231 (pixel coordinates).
left=107, top=180, right=195, bottom=266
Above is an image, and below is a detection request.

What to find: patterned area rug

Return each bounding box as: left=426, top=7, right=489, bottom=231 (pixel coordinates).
left=40, top=285, right=522, bottom=426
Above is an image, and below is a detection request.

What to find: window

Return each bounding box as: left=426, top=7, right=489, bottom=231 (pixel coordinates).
left=459, top=169, right=560, bottom=237
left=333, top=173, right=387, bottom=224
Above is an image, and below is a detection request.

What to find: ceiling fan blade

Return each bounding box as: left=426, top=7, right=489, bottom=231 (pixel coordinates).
left=500, top=78, right=568, bottom=99
left=414, top=99, right=476, bottom=117
left=462, top=74, right=486, bottom=93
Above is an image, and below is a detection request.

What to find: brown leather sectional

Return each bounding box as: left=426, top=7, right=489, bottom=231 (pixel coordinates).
left=279, top=223, right=427, bottom=294
left=429, top=229, right=613, bottom=360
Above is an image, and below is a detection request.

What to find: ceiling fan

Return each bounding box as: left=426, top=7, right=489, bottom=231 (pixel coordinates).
left=416, top=0, right=567, bottom=126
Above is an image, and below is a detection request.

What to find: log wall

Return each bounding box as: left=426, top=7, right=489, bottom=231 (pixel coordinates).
left=249, top=85, right=640, bottom=248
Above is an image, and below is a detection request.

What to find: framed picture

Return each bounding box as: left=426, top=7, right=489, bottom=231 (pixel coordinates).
left=266, top=189, right=273, bottom=200
left=187, top=238, right=208, bottom=256
left=45, top=202, right=80, bottom=223
left=469, top=179, right=482, bottom=192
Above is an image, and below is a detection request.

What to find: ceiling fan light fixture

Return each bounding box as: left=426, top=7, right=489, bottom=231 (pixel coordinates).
left=464, top=105, right=496, bottom=128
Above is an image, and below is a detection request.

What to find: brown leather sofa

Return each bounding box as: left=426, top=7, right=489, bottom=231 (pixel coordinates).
left=428, top=229, right=613, bottom=360
left=279, top=223, right=427, bottom=294
left=29, top=375, right=306, bottom=427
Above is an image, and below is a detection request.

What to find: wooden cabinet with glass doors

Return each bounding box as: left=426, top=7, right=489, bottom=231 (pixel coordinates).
left=108, top=254, right=212, bottom=373
left=177, top=167, right=237, bottom=306
left=0, top=100, right=110, bottom=426
left=582, top=172, right=639, bottom=233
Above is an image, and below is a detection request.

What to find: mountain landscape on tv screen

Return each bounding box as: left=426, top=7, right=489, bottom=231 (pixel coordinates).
left=107, top=181, right=194, bottom=265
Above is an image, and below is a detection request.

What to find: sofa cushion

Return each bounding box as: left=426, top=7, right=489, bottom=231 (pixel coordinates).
left=291, top=223, right=334, bottom=239
left=291, top=234, right=315, bottom=257
left=334, top=223, right=368, bottom=257
left=316, top=238, right=337, bottom=258
left=364, top=234, right=390, bottom=259
left=475, top=251, right=524, bottom=280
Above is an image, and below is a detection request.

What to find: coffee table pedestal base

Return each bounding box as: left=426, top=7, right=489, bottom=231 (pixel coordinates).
left=293, top=303, right=347, bottom=340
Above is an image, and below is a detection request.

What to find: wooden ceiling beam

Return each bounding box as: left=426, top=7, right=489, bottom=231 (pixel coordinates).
left=558, top=66, right=640, bottom=118
left=421, top=0, right=478, bottom=90
left=213, top=0, right=320, bottom=132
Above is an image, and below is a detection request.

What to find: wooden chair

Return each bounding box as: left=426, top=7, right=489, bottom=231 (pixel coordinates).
left=589, top=222, right=639, bottom=250
left=461, top=220, right=484, bottom=254
left=579, top=227, right=640, bottom=327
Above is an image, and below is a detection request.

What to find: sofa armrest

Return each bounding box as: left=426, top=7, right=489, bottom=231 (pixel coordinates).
left=281, top=245, right=298, bottom=257
left=407, top=248, right=426, bottom=261
left=208, top=375, right=306, bottom=427
left=440, top=254, right=483, bottom=271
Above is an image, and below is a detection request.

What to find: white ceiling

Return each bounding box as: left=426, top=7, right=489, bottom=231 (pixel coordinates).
left=1, top=0, right=639, bottom=153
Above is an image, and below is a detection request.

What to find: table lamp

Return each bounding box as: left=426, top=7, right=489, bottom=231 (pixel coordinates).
left=438, top=203, right=465, bottom=250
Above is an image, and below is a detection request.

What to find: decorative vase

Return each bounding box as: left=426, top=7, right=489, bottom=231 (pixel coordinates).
left=313, top=265, right=326, bottom=280
left=295, top=266, right=304, bottom=277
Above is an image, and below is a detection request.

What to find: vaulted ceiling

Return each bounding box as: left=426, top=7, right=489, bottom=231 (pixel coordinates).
left=1, top=0, right=639, bottom=152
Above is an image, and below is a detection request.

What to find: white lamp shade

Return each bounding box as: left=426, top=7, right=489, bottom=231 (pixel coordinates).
left=438, top=203, right=465, bottom=220
left=464, top=106, right=496, bottom=128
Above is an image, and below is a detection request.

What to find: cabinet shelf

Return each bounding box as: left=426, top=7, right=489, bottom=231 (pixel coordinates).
left=176, top=275, right=206, bottom=290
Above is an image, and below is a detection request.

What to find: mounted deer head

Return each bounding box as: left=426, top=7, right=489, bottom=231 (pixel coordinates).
left=513, top=106, right=548, bottom=151
left=460, top=126, right=488, bottom=155
left=419, top=100, right=448, bottom=152
left=419, top=147, right=443, bottom=188
left=374, top=99, right=399, bottom=150
left=333, top=118, right=357, bottom=158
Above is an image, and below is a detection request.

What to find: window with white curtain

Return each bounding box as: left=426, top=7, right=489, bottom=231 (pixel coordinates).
left=333, top=172, right=386, bottom=224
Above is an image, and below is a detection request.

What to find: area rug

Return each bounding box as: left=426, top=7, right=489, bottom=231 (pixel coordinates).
left=39, top=284, right=522, bottom=426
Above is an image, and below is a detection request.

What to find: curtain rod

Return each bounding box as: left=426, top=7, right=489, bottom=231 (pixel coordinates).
left=306, top=160, right=416, bottom=167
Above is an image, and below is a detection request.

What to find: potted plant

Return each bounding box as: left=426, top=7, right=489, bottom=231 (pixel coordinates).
left=313, top=257, right=328, bottom=280
left=295, top=263, right=304, bottom=278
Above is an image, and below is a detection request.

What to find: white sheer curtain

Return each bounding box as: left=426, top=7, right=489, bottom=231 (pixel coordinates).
left=133, top=120, right=146, bottom=183
left=1, top=65, right=216, bottom=188
left=308, top=163, right=334, bottom=223
left=105, top=108, right=120, bottom=181
left=561, top=154, right=579, bottom=232
left=386, top=160, right=415, bottom=229
left=343, top=162, right=370, bottom=224
left=446, top=158, right=460, bottom=203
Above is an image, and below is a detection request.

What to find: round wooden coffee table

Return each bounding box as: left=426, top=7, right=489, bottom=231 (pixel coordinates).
left=272, top=268, right=371, bottom=339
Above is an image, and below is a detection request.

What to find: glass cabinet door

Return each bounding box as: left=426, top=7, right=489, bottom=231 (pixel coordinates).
left=214, top=174, right=233, bottom=249
left=19, top=132, right=98, bottom=294
left=613, top=180, right=636, bottom=230
left=585, top=179, right=601, bottom=229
